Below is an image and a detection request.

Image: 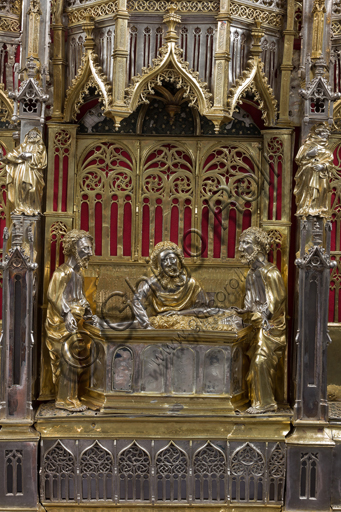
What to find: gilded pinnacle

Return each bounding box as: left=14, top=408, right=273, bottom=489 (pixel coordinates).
left=250, top=20, right=264, bottom=58
left=163, top=3, right=181, bottom=43
left=82, top=14, right=95, bottom=51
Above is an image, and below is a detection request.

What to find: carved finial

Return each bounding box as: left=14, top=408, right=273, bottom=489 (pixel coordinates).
left=312, top=218, right=324, bottom=246
left=26, top=56, right=38, bottom=78
left=82, top=14, right=95, bottom=51
left=28, top=224, right=34, bottom=262
left=2, top=226, right=9, bottom=258
left=163, top=4, right=181, bottom=43
left=27, top=225, right=33, bottom=243
left=12, top=222, right=22, bottom=248
left=250, top=21, right=264, bottom=58
left=313, top=55, right=328, bottom=78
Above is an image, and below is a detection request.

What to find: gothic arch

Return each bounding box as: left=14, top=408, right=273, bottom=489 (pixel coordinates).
left=155, top=441, right=189, bottom=501
left=193, top=441, right=226, bottom=471
left=124, top=43, right=212, bottom=117
left=226, top=56, right=277, bottom=126
left=43, top=440, right=76, bottom=502
left=63, top=50, right=112, bottom=122
left=117, top=441, right=151, bottom=501
left=80, top=441, right=113, bottom=501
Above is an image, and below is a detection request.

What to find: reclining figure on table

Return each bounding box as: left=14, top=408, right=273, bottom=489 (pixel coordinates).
left=128, top=241, right=241, bottom=331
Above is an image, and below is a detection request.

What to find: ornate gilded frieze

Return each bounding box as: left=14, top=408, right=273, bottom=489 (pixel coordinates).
left=65, top=0, right=283, bottom=26
left=0, top=17, right=20, bottom=32
left=127, top=0, right=219, bottom=11
left=230, top=2, right=283, bottom=28
left=333, top=19, right=341, bottom=35
left=67, top=1, right=118, bottom=25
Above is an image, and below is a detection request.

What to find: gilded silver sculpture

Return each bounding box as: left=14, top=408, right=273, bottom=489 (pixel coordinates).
left=45, top=229, right=100, bottom=411
left=131, top=241, right=241, bottom=330
left=0, top=128, right=47, bottom=215
left=234, top=227, right=287, bottom=413
left=294, top=124, right=333, bottom=219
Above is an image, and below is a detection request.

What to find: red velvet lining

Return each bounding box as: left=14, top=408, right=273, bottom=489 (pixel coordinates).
left=110, top=202, right=118, bottom=256
left=123, top=200, right=132, bottom=256
left=227, top=208, right=236, bottom=258
left=61, top=155, right=68, bottom=212
left=201, top=206, right=209, bottom=258
left=142, top=203, right=150, bottom=257
left=276, top=160, right=282, bottom=220
left=80, top=202, right=89, bottom=231
left=183, top=206, right=192, bottom=258
left=53, top=154, right=59, bottom=211
left=170, top=206, right=179, bottom=245
left=94, top=201, right=102, bottom=255
left=213, top=207, right=222, bottom=258
left=154, top=206, right=163, bottom=245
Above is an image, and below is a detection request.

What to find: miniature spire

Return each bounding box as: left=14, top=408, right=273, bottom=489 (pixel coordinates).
left=82, top=14, right=95, bottom=52
left=163, top=4, right=181, bottom=43
left=249, top=21, right=264, bottom=58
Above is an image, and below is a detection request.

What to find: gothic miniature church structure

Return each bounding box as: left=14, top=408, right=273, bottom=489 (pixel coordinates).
left=0, top=0, right=340, bottom=510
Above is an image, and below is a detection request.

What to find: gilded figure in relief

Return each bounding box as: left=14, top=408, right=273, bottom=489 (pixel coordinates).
left=130, top=241, right=241, bottom=330
left=233, top=227, right=286, bottom=414
left=45, top=229, right=100, bottom=411
left=0, top=128, right=47, bottom=215
left=294, top=124, right=333, bottom=218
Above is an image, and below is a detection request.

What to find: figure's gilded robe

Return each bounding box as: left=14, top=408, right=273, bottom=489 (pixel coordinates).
left=244, top=262, right=286, bottom=410
left=132, top=274, right=206, bottom=327
left=294, top=137, right=333, bottom=218
left=46, top=263, right=91, bottom=383
left=5, top=140, right=47, bottom=215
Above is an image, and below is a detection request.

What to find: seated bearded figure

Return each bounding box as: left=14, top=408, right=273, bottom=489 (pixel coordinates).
left=130, top=241, right=241, bottom=330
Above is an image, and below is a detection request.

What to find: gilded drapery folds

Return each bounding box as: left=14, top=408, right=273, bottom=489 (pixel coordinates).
left=294, top=123, right=334, bottom=219
left=0, top=127, right=47, bottom=215
left=236, top=227, right=286, bottom=413
left=46, top=229, right=102, bottom=412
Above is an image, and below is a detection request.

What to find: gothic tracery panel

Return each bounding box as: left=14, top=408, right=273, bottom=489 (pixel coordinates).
left=53, top=129, right=72, bottom=213
left=118, top=442, right=151, bottom=501
left=78, top=142, right=134, bottom=258
left=43, top=441, right=76, bottom=502
left=193, top=442, right=226, bottom=501
left=329, top=143, right=341, bottom=321
left=80, top=441, right=113, bottom=501
left=156, top=443, right=188, bottom=502
left=268, top=443, right=286, bottom=503
left=265, top=136, right=284, bottom=222
left=68, top=34, right=85, bottom=86
left=5, top=449, right=23, bottom=496
left=49, top=221, right=67, bottom=279
left=230, top=443, right=265, bottom=503
left=200, top=145, right=257, bottom=259
left=141, top=143, right=194, bottom=257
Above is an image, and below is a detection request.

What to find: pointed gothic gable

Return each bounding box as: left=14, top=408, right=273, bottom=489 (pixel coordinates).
left=63, top=50, right=112, bottom=122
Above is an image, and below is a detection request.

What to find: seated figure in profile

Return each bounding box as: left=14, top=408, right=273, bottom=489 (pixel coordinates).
left=131, top=241, right=241, bottom=331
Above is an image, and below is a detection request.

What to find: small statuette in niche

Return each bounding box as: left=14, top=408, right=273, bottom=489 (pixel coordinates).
left=113, top=347, right=133, bottom=391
